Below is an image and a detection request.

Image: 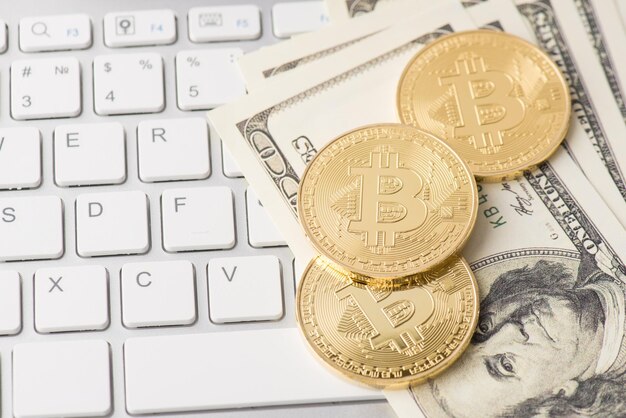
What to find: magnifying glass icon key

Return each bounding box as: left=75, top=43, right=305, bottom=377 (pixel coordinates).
left=31, top=22, right=50, bottom=37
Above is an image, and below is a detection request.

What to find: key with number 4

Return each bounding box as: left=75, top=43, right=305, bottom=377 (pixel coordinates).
left=94, top=53, right=164, bottom=115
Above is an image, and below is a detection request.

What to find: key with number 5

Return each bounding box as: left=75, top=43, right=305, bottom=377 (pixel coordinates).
left=11, top=57, right=81, bottom=120
left=93, top=53, right=164, bottom=115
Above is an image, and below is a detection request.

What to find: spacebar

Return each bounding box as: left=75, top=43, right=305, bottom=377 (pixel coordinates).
left=124, top=328, right=382, bottom=414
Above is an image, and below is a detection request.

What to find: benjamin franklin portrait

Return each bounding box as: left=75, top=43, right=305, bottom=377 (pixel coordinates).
left=412, top=250, right=626, bottom=417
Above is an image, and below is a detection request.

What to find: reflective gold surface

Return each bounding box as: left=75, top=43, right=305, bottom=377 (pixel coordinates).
left=298, top=124, right=477, bottom=280
left=397, top=30, right=571, bottom=181
left=296, top=255, right=479, bottom=388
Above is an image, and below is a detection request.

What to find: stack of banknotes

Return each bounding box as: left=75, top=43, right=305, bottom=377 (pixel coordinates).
left=208, top=0, right=626, bottom=416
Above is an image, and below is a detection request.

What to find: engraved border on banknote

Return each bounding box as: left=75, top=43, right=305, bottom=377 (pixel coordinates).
left=471, top=248, right=581, bottom=271
left=345, top=0, right=381, bottom=18
left=517, top=0, right=626, bottom=199
left=526, top=162, right=624, bottom=270
left=235, top=25, right=453, bottom=216
left=574, top=0, right=626, bottom=121
left=262, top=36, right=372, bottom=79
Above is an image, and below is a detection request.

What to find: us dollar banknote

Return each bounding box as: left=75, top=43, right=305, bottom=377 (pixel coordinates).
left=325, top=0, right=419, bottom=20
left=209, top=6, right=476, bottom=261
left=240, top=0, right=516, bottom=90
left=573, top=0, right=626, bottom=123
left=513, top=0, right=626, bottom=227
left=385, top=148, right=626, bottom=418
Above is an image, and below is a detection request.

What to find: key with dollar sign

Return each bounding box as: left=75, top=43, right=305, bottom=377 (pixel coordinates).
left=93, top=53, right=164, bottom=115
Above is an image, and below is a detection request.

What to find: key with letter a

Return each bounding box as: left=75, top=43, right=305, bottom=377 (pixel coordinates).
left=0, top=196, right=64, bottom=261
left=76, top=191, right=150, bottom=257
left=93, top=53, right=164, bottom=115
left=11, top=57, right=81, bottom=120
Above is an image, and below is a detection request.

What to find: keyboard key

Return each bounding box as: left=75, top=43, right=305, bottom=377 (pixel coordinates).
left=121, top=260, right=196, bottom=328
left=93, top=53, right=164, bottom=115
left=0, top=271, right=21, bottom=335
left=221, top=143, right=243, bottom=177
left=76, top=191, right=149, bottom=257
left=246, top=187, right=286, bottom=247
left=176, top=49, right=245, bottom=110
left=104, top=9, right=176, bottom=48
left=124, top=329, right=381, bottom=414
left=293, top=258, right=306, bottom=288
left=34, top=265, right=109, bottom=333
left=11, top=57, right=81, bottom=120
left=54, top=122, right=126, bottom=186
left=0, top=127, right=41, bottom=190
left=272, top=2, right=329, bottom=38
left=208, top=255, right=283, bottom=323
left=188, top=5, right=261, bottom=42
left=161, top=187, right=235, bottom=252
left=0, top=20, right=7, bottom=53
left=137, top=118, right=210, bottom=182
left=13, top=340, right=111, bottom=418
left=0, top=196, right=64, bottom=262
left=19, top=14, right=91, bottom=52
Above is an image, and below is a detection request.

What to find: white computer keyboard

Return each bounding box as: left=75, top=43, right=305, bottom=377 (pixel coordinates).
left=0, top=1, right=388, bottom=417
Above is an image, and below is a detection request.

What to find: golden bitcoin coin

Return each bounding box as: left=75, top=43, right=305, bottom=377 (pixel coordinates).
left=397, top=30, right=571, bottom=180
left=298, top=124, right=477, bottom=281
left=296, top=255, right=479, bottom=388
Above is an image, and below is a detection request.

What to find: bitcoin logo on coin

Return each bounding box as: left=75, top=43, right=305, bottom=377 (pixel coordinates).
left=439, top=56, right=525, bottom=153
left=296, top=256, right=479, bottom=388
left=335, top=281, right=434, bottom=354
left=348, top=151, right=427, bottom=247
left=397, top=30, right=571, bottom=180
left=297, top=124, right=477, bottom=281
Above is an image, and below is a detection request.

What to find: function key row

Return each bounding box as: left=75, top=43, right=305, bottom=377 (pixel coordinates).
left=2, top=2, right=329, bottom=53
left=11, top=51, right=244, bottom=119
left=0, top=255, right=283, bottom=336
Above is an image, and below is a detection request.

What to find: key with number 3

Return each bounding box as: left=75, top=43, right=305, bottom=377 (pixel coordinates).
left=11, top=57, right=81, bottom=120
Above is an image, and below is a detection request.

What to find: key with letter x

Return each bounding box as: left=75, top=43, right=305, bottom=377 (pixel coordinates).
left=34, top=265, right=109, bottom=333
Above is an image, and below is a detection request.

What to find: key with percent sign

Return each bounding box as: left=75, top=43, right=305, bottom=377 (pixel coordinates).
left=176, top=49, right=246, bottom=110
left=94, top=52, right=164, bottom=115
